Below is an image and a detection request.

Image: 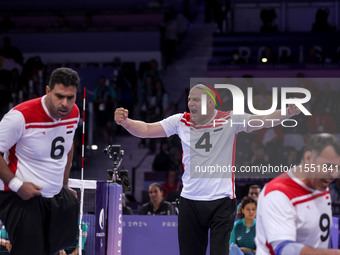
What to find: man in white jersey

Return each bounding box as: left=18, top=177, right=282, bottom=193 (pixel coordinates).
left=256, top=133, right=340, bottom=255
left=0, top=68, right=80, bottom=255
left=115, top=84, right=301, bottom=255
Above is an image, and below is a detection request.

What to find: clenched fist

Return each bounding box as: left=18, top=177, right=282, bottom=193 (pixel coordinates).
left=115, top=107, right=129, bottom=125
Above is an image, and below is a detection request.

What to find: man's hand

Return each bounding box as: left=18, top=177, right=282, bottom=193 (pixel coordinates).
left=17, top=182, right=42, bottom=200
left=287, top=102, right=302, bottom=116
left=115, top=108, right=129, bottom=125
left=65, top=185, right=77, bottom=198
left=5, top=240, right=11, bottom=252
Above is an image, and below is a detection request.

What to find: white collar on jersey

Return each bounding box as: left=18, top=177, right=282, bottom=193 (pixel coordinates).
left=288, top=170, right=318, bottom=193
left=194, top=109, right=218, bottom=127
left=41, top=95, right=60, bottom=122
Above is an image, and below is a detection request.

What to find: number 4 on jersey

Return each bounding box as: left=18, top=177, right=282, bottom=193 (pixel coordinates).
left=195, top=132, right=212, bottom=152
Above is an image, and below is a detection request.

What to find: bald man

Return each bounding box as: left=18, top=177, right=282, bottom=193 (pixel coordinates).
left=115, top=84, right=300, bottom=255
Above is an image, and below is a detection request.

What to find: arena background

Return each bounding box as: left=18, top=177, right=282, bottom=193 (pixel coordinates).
left=0, top=0, right=339, bottom=254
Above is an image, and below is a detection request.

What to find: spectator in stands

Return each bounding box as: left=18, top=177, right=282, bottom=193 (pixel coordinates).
left=248, top=185, right=261, bottom=202
left=139, top=183, right=176, bottom=215
left=149, top=80, right=173, bottom=120
left=116, top=63, right=137, bottom=119
left=307, top=101, right=337, bottom=133
left=162, top=169, right=183, bottom=201
left=93, top=76, right=116, bottom=145
left=260, top=9, right=278, bottom=32
left=314, top=82, right=337, bottom=114
left=329, top=179, right=340, bottom=216
left=312, top=8, right=335, bottom=32
left=230, top=196, right=257, bottom=255
left=286, top=147, right=300, bottom=166
left=142, top=59, right=162, bottom=86
left=0, top=36, right=23, bottom=65
left=51, top=14, right=70, bottom=29
left=0, top=225, right=11, bottom=253
left=59, top=221, right=88, bottom=255
left=152, top=139, right=172, bottom=172
left=0, top=15, right=16, bottom=30
left=122, top=193, right=133, bottom=215
left=250, top=143, right=269, bottom=166
left=163, top=9, right=178, bottom=66
left=139, top=75, right=154, bottom=148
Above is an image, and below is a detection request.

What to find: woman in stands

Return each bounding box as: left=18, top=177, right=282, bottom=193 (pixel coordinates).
left=229, top=196, right=257, bottom=255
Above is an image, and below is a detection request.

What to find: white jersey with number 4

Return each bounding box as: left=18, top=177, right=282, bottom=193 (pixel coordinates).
left=256, top=171, right=332, bottom=255
left=0, top=96, right=79, bottom=198
left=160, top=109, right=251, bottom=201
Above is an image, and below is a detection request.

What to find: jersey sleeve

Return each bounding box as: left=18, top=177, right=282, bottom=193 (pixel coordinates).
left=0, top=110, right=25, bottom=153
left=261, top=191, right=297, bottom=243
left=159, top=113, right=182, bottom=137
left=230, top=112, right=252, bottom=133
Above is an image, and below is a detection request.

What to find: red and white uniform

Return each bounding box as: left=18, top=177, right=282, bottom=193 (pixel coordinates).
left=0, top=96, right=79, bottom=198
left=256, top=171, right=332, bottom=255
left=160, top=109, right=251, bottom=200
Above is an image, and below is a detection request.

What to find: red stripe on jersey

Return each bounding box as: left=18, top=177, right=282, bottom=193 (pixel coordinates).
left=265, top=241, right=275, bottom=255
left=182, top=152, right=185, bottom=173
left=264, top=172, right=312, bottom=199
left=215, top=110, right=231, bottom=119
left=180, top=119, right=191, bottom=127
left=26, top=120, right=78, bottom=129
left=231, top=133, right=237, bottom=199
left=66, top=125, right=74, bottom=129
left=5, top=145, right=18, bottom=191
left=292, top=190, right=330, bottom=206
left=14, top=97, right=53, bottom=123
left=183, top=112, right=190, bottom=122
left=14, top=96, right=79, bottom=124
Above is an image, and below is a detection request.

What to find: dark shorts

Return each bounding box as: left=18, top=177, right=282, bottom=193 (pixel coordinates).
left=0, top=187, right=79, bottom=255
left=178, top=196, right=237, bottom=255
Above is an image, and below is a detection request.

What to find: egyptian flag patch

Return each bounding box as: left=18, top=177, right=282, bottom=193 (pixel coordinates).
left=66, top=125, right=74, bottom=134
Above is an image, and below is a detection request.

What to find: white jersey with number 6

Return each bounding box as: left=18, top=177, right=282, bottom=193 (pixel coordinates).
left=0, top=96, right=79, bottom=198
left=160, top=109, right=251, bottom=201
left=255, top=171, right=332, bottom=255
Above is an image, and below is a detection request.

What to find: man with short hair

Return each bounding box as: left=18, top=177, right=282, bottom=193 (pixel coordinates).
left=0, top=67, right=80, bottom=255
left=256, top=133, right=340, bottom=255
left=248, top=184, right=261, bottom=201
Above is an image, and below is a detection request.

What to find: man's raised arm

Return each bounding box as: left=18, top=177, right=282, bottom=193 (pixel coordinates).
left=114, top=107, right=167, bottom=138
left=246, top=104, right=301, bottom=133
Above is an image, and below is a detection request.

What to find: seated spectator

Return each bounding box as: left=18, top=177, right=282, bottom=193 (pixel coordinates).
left=307, top=101, right=336, bottom=133
left=93, top=75, right=116, bottom=145
left=230, top=197, right=257, bottom=255
left=152, top=139, right=172, bottom=171
left=0, top=36, right=23, bottom=65
left=329, top=179, right=340, bottom=216
left=286, top=146, right=300, bottom=166
left=312, top=8, right=335, bottom=32
left=123, top=193, right=133, bottom=215
left=248, top=184, right=261, bottom=202
left=250, top=143, right=269, bottom=166
left=162, top=169, right=183, bottom=201
left=0, top=225, right=11, bottom=253
left=237, top=185, right=261, bottom=212
left=139, top=183, right=176, bottom=215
